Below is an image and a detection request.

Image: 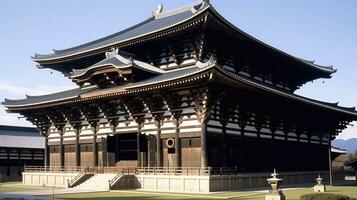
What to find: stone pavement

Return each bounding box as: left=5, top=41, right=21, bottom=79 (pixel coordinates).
left=1, top=188, right=108, bottom=200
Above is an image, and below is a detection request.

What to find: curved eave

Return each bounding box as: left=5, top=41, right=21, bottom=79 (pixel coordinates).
left=3, top=64, right=215, bottom=111
left=207, top=6, right=336, bottom=75
left=3, top=95, right=78, bottom=112
left=213, top=67, right=357, bottom=117
left=5, top=64, right=355, bottom=120
left=32, top=5, right=210, bottom=64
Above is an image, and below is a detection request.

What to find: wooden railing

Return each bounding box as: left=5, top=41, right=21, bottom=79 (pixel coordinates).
left=24, top=166, right=86, bottom=173
left=136, top=167, right=212, bottom=175
left=23, top=166, right=352, bottom=177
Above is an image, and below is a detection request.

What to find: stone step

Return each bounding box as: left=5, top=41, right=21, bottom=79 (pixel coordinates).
left=74, top=173, right=117, bottom=191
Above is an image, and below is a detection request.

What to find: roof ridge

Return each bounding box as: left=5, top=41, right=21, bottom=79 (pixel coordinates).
left=34, top=17, right=156, bottom=58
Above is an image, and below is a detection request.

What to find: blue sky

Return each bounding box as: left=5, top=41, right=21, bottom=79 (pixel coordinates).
left=0, top=0, right=356, bottom=139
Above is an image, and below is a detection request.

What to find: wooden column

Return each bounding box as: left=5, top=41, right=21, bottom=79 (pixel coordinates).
left=92, top=124, right=98, bottom=167
left=115, top=134, right=119, bottom=163
left=201, top=119, right=208, bottom=168
left=31, top=150, right=34, bottom=165
left=220, top=120, right=227, bottom=167
left=155, top=120, right=163, bottom=167
left=17, top=151, right=21, bottom=176
left=6, top=149, right=10, bottom=176
left=44, top=134, right=49, bottom=168
left=137, top=122, right=143, bottom=167
left=174, top=117, right=181, bottom=168
left=328, top=141, right=333, bottom=186
left=59, top=129, right=64, bottom=167
left=75, top=128, right=81, bottom=167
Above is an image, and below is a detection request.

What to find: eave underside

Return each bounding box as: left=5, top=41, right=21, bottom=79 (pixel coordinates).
left=4, top=66, right=356, bottom=140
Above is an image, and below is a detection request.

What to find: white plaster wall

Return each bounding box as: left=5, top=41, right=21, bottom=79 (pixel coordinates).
left=22, top=172, right=79, bottom=188
left=136, top=174, right=210, bottom=193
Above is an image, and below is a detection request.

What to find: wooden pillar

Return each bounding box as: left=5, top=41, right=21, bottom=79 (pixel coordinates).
left=220, top=120, right=227, bottom=167
left=75, top=128, right=80, bottom=167
left=328, top=142, right=333, bottom=186
left=174, top=117, right=181, bottom=168
left=201, top=120, right=208, bottom=168
left=115, top=134, right=119, bottom=163
left=59, top=129, right=64, bottom=167
left=44, top=134, right=49, bottom=168
left=147, top=135, right=151, bottom=167
left=92, top=125, right=98, bottom=167
left=155, top=120, right=163, bottom=167
left=137, top=122, right=142, bottom=167
left=6, top=149, right=10, bottom=176
left=31, top=150, right=34, bottom=166
left=17, top=151, right=21, bottom=176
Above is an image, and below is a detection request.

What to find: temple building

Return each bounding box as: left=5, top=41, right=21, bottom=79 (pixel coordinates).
left=2, top=0, right=357, bottom=192
left=0, top=125, right=44, bottom=180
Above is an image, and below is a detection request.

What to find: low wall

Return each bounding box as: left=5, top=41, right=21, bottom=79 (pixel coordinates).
left=21, top=170, right=351, bottom=192
left=209, top=171, right=349, bottom=192
left=132, top=171, right=350, bottom=193
left=22, top=172, right=79, bottom=188
left=135, top=174, right=210, bottom=193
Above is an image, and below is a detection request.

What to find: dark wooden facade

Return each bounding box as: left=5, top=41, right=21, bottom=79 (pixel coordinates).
left=0, top=126, right=44, bottom=179
left=4, top=1, right=356, bottom=173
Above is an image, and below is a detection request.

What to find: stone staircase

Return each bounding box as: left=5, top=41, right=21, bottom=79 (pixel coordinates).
left=74, top=173, right=118, bottom=191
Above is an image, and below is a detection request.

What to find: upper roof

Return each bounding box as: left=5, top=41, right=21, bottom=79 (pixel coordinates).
left=0, top=125, right=44, bottom=149
left=33, top=2, right=205, bottom=61
left=32, top=0, right=335, bottom=75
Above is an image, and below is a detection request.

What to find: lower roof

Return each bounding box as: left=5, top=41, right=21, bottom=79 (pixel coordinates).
left=3, top=62, right=357, bottom=118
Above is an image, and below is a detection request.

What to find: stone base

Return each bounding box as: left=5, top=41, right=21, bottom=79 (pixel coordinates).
left=265, top=192, right=286, bottom=200
left=314, top=184, right=326, bottom=192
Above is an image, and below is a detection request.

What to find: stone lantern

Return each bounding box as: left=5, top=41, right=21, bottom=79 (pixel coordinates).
left=265, top=169, right=285, bottom=200
left=314, top=175, right=326, bottom=192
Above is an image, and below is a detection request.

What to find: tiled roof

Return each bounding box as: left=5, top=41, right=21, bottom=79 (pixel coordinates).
left=3, top=64, right=211, bottom=107
left=33, top=2, right=206, bottom=61
left=3, top=87, right=96, bottom=106
left=3, top=62, right=357, bottom=117
left=0, top=126, right=44, bottom=149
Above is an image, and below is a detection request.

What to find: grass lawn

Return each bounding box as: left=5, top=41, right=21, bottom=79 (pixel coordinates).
left=0, top=181, right=55, bottom=193
left=53, top=184, right=357, bottom=200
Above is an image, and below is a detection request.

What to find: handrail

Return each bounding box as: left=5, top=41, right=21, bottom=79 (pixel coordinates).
left=108, top=168, right=138, bottom=189
left=68, top=171, right=86, bottom=188
left=108, top=169, right=123, bottom=188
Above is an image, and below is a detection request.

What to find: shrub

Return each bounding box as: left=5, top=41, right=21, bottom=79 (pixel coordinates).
left=300, top=193, right=356, bottom=200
